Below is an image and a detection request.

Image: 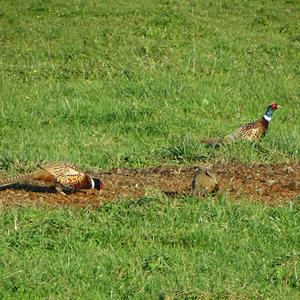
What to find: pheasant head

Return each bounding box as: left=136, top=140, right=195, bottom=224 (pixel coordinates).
left=263, top=102, right=281, bottom=122
left=90, top=177, right=104, bottom=190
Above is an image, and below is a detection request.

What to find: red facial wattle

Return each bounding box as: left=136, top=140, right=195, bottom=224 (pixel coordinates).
left=271, top=103, right=281, bottom=110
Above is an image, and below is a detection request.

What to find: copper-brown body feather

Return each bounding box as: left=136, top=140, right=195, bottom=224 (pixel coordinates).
left=201, top=102, right=281, bottom=147
left=0, top=162, right=94, bottom=191
left=233, top=119, right=268, bottom=141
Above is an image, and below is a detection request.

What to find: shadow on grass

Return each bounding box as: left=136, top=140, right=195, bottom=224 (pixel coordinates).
left=0, top=183, right=57, bottom=194
left=162, top=191, right=190, bottom=198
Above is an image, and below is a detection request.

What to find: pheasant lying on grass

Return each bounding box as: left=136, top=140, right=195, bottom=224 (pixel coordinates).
left=192, top=167, right=219, bottom=197
left=202, top=103, right=281, bottom=147
left=0, top=161, right=104, bottom=194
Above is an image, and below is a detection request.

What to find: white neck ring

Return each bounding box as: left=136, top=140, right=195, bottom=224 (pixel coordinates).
left=263, top=115, right=272, bottom=122
left=91, top=178, right=95, bottom=189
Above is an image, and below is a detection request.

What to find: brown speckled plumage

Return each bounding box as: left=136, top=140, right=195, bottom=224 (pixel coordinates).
left=231, top=118, right=269, bottom=141
left=0, top=161, right=104, bottom=193
left=202, top=103, right=281, bottom=146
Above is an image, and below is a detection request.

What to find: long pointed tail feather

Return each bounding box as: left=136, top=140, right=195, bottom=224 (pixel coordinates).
left=0, top=173, right=33, bottom=187
left=201, top=133, right=236, bottom=147
left=201, top=137, right=225, bottom=147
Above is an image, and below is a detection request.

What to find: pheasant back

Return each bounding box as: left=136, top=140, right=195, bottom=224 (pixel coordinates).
left=233, top=119, right=268, bottom=142
left=41, top=162, right=89, bottom=189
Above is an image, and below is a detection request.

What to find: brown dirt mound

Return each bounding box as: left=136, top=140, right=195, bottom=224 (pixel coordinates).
left=0, top=162, right=299, bottom=208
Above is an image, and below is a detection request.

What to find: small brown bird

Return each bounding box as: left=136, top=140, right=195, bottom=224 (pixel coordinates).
left=0, top=161, right=104, bottom=194
left=202, top=103, right=281, bottom=147
left=192, top=167, right=219, bottom=197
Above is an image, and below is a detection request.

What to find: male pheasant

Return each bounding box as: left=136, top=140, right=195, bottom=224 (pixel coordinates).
left=202, top=103, right=281, bottom=146
left=0, top=161, right=104, bottom=194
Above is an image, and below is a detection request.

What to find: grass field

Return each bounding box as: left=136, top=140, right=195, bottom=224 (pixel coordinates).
left=1, top=198, right=299, bottom=299
left=0, top=0, right=299, bottom=172
left=0, top=0, right=299, bottom=298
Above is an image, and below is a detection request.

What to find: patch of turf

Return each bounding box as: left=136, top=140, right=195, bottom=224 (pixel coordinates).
left=0, top=0, right=299, bottom=173
left=0, top=198, right=299, bottom=298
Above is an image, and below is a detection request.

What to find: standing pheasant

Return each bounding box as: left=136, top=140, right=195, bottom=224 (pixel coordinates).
left=0, top=161, right=104, bottom=194
left=202, top=103, right=281, bottom=146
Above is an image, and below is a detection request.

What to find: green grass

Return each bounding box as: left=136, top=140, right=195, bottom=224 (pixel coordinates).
left=0, top=0, right=299, bottom=173
left=0, top=1, right=299, bottom=298
left=0, top=197, right=299, bottom=299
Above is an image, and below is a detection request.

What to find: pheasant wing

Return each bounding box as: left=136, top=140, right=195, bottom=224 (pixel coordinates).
left=234, top=120, right=265, bottom=141
left=41, top=162, right=85, bottom=189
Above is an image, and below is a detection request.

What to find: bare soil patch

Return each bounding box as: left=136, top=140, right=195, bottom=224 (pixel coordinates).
left=0, top=162, right=299, bottom=208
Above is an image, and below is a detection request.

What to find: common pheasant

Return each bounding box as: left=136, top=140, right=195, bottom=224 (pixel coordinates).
left=192, top=167, right=219, bottom=197
left=202, top=103, right=281, bottom=146
left=0, top=161, right=104, bottom=194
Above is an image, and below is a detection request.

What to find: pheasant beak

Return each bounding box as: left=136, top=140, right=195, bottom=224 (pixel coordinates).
left=277, top=104, right=281, bottom=109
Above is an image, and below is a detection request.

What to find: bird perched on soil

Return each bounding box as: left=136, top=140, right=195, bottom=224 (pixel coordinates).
left=0, top=161, right=104, bottom=194
left=202, top=103, right=281, bottom=147
left=192, top=167, right=219, bottom=197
